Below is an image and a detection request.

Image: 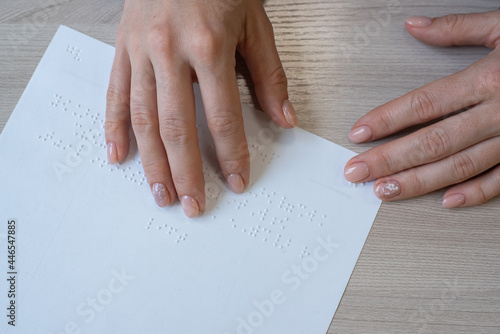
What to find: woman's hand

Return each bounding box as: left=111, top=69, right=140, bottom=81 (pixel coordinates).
left=345, top=10, right=500, bottom=208
left=105, top=0, right=296, bottom=217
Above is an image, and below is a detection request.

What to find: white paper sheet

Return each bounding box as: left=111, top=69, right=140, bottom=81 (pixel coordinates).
left=0, top=26, right=381, bottom=334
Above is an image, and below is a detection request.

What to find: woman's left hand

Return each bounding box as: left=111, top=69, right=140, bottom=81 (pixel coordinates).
left=344, top=10, right=500, bottom=208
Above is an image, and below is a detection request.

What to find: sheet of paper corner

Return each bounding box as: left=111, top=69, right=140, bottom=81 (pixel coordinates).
left=0, top=26, right=381, bottom=334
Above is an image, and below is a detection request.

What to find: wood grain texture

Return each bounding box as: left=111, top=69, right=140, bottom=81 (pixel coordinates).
left=1, top=0, right=499, bottom=333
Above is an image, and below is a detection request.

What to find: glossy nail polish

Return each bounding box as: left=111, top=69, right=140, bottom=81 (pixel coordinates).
left=349, top=126, right=372, bottom=143
left=405, top=16, right=432, bottom=28
left=344, top=162, right=370, bottom=182
left=152, top=183, right=170, bottom=207
left=375, top=180, right=401, bottom=199
left=442, top=193, right=465, bottom=208
left=181, top=195, right=200, bottom=218
left=282, top=100, right=298, bottom=128
left=228, top=174, right=245, bottom=194
left=107, top=141, right=117, bottom=165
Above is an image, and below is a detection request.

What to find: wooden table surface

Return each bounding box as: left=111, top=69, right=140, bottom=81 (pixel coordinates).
left=1, top=0, right=499, bottom=333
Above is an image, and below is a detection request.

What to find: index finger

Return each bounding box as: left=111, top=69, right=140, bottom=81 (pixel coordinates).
left=349, top=67, right=485, bottom=143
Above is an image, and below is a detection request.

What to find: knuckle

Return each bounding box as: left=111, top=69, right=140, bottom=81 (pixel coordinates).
left=375, top=108, right=396, bottom=134
left=159, top=115, right=193, bottom=145
left=444, top=14, right=464, bottom=33
left=191, top=28, right=225, bottom=67
left=220, top=157, right=248, bottom=175
left=147, top=25, right=174, bottom=54
left=264, top=65, right=288, bottom=87
left=141, top=159, right=165, bottom=175
left=407, top=169, right=426, bottom=195
left=477, top=68, right=500, bottom=94
left=409, top=90, right=439, bottom=122
left=208, top=112, right=242, bottom=138
left=172, top=172, right=202, bottom=190
left=106, top=83, right=129, bottom=106
left=418, top=128, right=452, bottom=160
left=130, top=105, right=156, bottom=133
left=377, top=149, right=396, bottom=175
left=104, top=119, right=125, bottom=135
left=486, top=19, right=500, bottom=48
left=471, top=184, right=488, bottom=205
left=451, top=152, right=477, bottom=180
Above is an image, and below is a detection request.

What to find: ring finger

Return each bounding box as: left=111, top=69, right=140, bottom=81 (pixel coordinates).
left=372, top=136, right=500, bottom=201
left=129, top=56, right=176, bottom=207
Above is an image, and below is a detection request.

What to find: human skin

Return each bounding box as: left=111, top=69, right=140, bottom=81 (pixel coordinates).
left=345, top=10, right=500, bottom=208
left=105, top=0, right=297, bottom=218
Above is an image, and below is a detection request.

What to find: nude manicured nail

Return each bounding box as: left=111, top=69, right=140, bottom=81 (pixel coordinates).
left=107, top=141, right=117, bottom=165
left=442, top=193, right=465, bottom=208
left=228, top=174, right=245, bottom=194
left=344, top=162, right=370, bottom=182
left=375, top=180, right=401, bottom=199
left=181, top=195, right=200, bottom=218
left=405, top=16, right=432, bottom=28
left=282, top=100, right=298, bottom=127
left=152, top=183, right=170, bottom=207
left=349, top=126, right=372, bottom=143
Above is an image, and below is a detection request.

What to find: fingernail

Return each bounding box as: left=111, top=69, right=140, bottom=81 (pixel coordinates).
left=228, top=174, right=245, bottom=194
left=405, top=16, right=432, bottom=28
left=282, top=100, right=298, bottom=128
left=349, top=126, right=372, bottom=143
left=181, top=195, right=200, bottom=218
left=375, top=180, right=402, bottom=199
left=107, top=141, right=117, bottom=165
left=152, top=183, right=170, bottom=207
left=344, top=162, right=370, bottom=182
left=442, top=193, right=465, bottom=208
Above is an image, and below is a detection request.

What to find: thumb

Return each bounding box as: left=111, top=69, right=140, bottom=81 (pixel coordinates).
left=405, top=10, right=500, bottom=49
left=239, top=5, right=297, bottom=128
